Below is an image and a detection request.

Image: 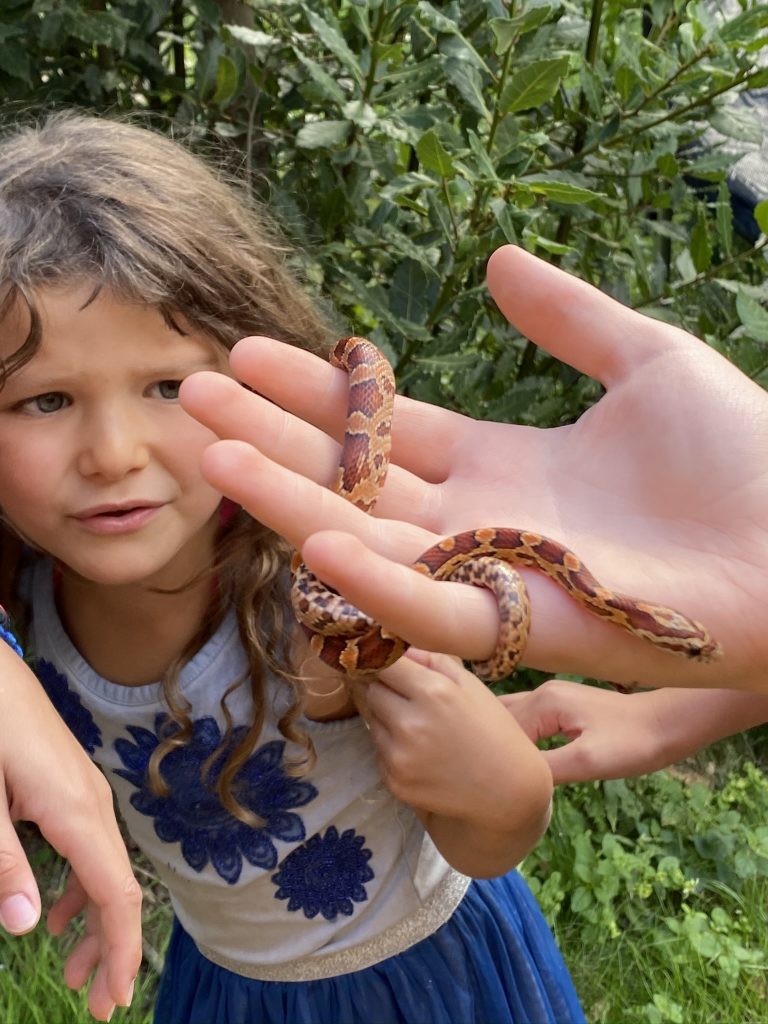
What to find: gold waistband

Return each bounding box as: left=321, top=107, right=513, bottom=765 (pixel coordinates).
left=196, top=870, right=471, bottom=982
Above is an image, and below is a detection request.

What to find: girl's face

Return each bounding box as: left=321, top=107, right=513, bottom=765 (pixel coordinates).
left=0, top=284, right=230, bottom=589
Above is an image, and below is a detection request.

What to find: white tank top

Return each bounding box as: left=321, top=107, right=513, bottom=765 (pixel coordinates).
left=28, top=559, right=469, bottom=980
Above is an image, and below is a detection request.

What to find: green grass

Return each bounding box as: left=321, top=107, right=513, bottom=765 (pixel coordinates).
left=528, top=727, right=768, bottom=1024
left=0, top=829, right=169, bottom=1024
left=554, top=881, right=768, bottom=1023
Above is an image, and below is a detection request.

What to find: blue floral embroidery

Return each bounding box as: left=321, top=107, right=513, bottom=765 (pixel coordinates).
left=272, top=825, right=374, bottom=920
left=0, top=610, right=22, bottom=659
left=34, top=658, right=103, bottom=754
left=114, top=714, right=317, bottom=885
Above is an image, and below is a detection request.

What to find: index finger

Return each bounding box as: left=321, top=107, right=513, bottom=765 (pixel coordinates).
left=228, top=336, right=464, bottom=483
left=486, top=245, right=690, bottom=386
left=46, top=825, right=142, bottom=1008
left=182, top=373, right=449, bottom=530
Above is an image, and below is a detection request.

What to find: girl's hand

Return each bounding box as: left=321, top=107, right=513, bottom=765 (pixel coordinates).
left=503, top=681, right=768, bottom=784
left=0, top=644, right=141, bottom=1021
left=354, top=650, right=552, bottom=877
left=181, top=244, right=768, bottom=691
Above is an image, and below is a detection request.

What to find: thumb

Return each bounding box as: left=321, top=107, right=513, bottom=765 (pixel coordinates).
left=500, top=690, right=575, bottom=745
left=540, top=739, right=602, bottom=786
left=0, top=797, right=41, bottom=935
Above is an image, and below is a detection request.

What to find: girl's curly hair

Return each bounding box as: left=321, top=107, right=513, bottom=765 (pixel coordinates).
left=0, top=111, right=336, bottom=825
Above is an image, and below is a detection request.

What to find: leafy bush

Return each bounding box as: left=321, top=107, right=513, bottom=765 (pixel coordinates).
left=2, top=0, right=767, bottom=423
left=527, top=752, right=768, bottom=1019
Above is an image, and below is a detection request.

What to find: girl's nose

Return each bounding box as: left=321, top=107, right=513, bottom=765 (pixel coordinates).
left=76, top=411, right=151, bottom=481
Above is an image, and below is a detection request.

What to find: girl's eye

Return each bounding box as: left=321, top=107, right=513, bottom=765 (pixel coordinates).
left=153, top=380, right=182, bottom=400
left=24, top=392, right=69, bottom=415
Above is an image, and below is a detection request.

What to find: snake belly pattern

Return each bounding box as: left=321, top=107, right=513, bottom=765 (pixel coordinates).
left=290, top=337, right=723, bottom=680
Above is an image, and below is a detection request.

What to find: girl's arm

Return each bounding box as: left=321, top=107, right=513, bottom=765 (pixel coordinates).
left=355, top=651, right=553, bottom=878
left=0, top=640, right=141, bottom=1022
left=503, top=682, right=768, bottom=784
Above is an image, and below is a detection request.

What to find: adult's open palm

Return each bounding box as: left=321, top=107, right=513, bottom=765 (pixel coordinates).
left=181, top=246, right=768, bottom=691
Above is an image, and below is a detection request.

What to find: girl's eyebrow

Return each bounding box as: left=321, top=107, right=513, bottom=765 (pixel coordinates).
left=3, top=354, right=225, bottom=390
left=130, top=355, right=225, bottom=376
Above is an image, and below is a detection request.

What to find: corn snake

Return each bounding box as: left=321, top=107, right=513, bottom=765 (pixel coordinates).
left=291, top=337, right=722, bottom=680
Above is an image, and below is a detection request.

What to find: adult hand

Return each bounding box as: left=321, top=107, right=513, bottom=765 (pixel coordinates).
left=0, top=643, right=141, bottom=1021
left=503, top=682, right=768, bottom=784
left=181, top=245, right=768, bottom=691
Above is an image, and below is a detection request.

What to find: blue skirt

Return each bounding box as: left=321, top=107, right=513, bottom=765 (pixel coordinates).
left=154, top=871, right=584, bottom=1024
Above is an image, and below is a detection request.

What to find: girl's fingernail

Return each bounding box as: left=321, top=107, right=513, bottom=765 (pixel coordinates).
left=121, top=980, right=135, bottom=1006
left=0, top=893, right=38, bottom=933
left=106, top=1005, right=115, bottom=1022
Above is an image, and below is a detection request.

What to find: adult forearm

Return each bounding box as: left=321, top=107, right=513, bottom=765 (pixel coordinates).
left=654, top=687, right=768, bottom=765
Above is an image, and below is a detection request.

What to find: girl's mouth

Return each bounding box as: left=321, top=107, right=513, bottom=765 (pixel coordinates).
left=73, top=503, right=165, bottom=534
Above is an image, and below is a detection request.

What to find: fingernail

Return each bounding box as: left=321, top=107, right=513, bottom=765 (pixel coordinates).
left=106, top=1005, right=115, bottom=1023
left=121, top=981, right=135, bottom=1007
left=0, top=893, right=38, bottom=933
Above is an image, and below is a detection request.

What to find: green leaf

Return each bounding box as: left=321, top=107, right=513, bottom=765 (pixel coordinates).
left=736, top=293, right=768, bottom=343
left=295, top=51, right=347, bottom=105
left=426, top=190, right=454, bottom=238
left=38, top=10, right=64, bottom=50
left=305, top=9, right=364, bottom=85
left=710, top=107, right=763, bottom=145
left=614, top=64, right=638, bottom=104
left=716, top=181, right=733, bottom=259
left=651, top=993, right=684, bottom=1024
left=0, top=23, right=24, bottom=44
left=570, top=885, right=594, bottom=913
left=684, top=150, right=736, bottom=180
left=335, top=267, right=432, bottom=341
left=753, top=200, right=768, bottom=235
left=225, top=25, right=278, bottom=49
left=416, top=1, right=492, bottom=74
left=295, top=119, right=352, bottom=149
left=713, top=279, right=768, bottom=302
left=213, top=121, right=245, bottom=139
left=342, top=100, right=378, bottom=129
left=415, top=129, right=456, bottom=178
left=389, top=258, right=438, bottom=323
left=579, top=64, right=603, bottom=116
left=62, top=9, right=130, bottom=51
left=521, top=177, right=603, bottom=204
left=0, top=42, right=30, bottom=82
left=443, top=58, right=490, bottom=120
left=467, top=130, right=500, bottom=182
left=490, top=198, right=518, bottom=243
left=412, top=352, right=480, bottom=369
left=628, top=233, right=652, bottom=299
left=212, top=55, right=239, bottom=106
left=720, top=6, right=768, bottom=44
left=656, top=152, right=679, bottom=177
left=318, top=187, right=348, bottom=233
left=500, top=56, right=570, bottom=113
left=690, top=208, right=712, bottom=274
left=522, top=229, right=576, bottom=256
left=646, top=220, right=688, bottom=243
left=489, top=7, right=557, bottom=53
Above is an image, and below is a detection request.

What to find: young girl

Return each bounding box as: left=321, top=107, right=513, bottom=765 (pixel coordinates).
left=0, top=113, right=582, bottom=1024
